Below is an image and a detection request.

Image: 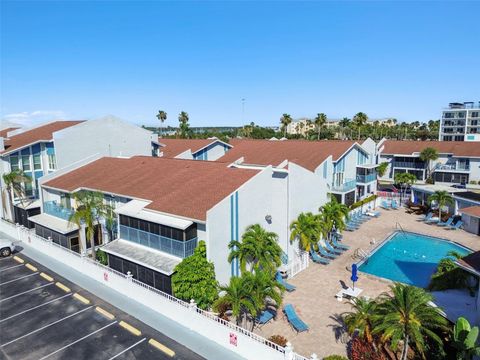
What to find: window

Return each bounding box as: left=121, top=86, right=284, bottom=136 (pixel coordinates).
left=33, top=154, right=42, bottom=170
left=9, top=155, right=19, bottom=171
left=60, top=194, right=71, bottom=209
left=471, top=112, right=479, bottom=118
left=24, top=181, right=33, bottom=197
left=22, top=155, right=31, bottom=171
left=48, top=154, right=56, bottom=170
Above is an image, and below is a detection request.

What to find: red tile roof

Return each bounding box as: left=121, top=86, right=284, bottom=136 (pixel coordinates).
left=457, top=251, right=480, bottom=275
left=159, top=138, right=228, bottom=158
left=217, top=139, right=357, bottom=171
left=0, top=127, right=20, bottom=138
left=1, top=121, right=85, bottom=155
left=460, top=206, right=480, bottom=218
left=380, top=140, right=480, bottom=157
left=43, top=156, right=259, bottom=221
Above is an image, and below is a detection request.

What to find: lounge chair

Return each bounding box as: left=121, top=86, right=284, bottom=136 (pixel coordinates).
left=275, top=272, right=296, bottom=292
left=256, top=309, right=275, bottom=327
left=366, top=210, right=380, bottom=217
left=283, top=304, right=309, bottom=333
left=380, top=200, right=391, bottom=210
left=318, top=245, right=338, bottom=259
left=448, top=220, right=463, bottom=230
left=332, top=237, right=349, bottom=250
left=391, top=200, right=399, bottom=210
left=437, top=217, right=454, bottom=227
left=309, top=249, right=330, bottom=265
left=325, top=242, right=343, bottom=254
left=425, top=216, right=440, bottom=224
left=422, top=212, right=433, bottom=222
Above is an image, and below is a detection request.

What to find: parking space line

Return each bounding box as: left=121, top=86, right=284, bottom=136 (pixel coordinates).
left=148, top=338, right=176, bottom=357
left=0, top=283, right=52, bottom=303
left=119, top=321, right=142, bottom=336
left=40, top=273, right=54, bottom=282
left=55, top=282, right=71, bottom=293
left=0, top=306, right=93, bottom=347
left=38, top=321, right=117, bottom=360
left=0, top=264, right=25, bottom=271
left=25, top=263, right=38, bottom=272
left=13, top=256, right=24, bottom=264
left=95, top=307, right=115, bottom=320
left=107, top=338, right=147, bottom=360
left=0, top=293, right=73, bottom=323
left=0, top=272, right=39, bottom=287
left=73, top=293, right=90, bottom=304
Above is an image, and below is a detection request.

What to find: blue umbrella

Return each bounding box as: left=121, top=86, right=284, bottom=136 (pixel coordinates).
left=351, top=263, right=359, bottom=290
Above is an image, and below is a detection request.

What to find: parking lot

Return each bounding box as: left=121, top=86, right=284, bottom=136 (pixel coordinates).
left=0, top=253, right=204, bottom=360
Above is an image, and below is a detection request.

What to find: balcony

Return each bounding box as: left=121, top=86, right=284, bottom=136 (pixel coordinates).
left=393, top=161, right=426, bottom=169
left=43, top=201, right=75, bottom=221
left=434, top=163, right=470, bottom=172
left=356, top=173, right=377, bottom=183
left=119, top=225, right=197, bottom=258
left=331, top=179, right=357, bottom=193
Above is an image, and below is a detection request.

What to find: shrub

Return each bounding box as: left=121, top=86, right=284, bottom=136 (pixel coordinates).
left=96, top=249, right=108, bottom=265
left=324, top=355, right=348, bottom=360
left=268, top=335, right=288, bottom=347
left=426, top=177, right=434, bottom=184
left=172, top=240, right=219, bottom=309
left=350, top=195, right=378, bottom=210
left=470, top=180, right=478, bottom=185
left=350, top=337, right=386, bottom=360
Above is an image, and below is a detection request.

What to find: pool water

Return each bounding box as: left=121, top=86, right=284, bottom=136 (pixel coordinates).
left=358, top=231, right=471, bottom=288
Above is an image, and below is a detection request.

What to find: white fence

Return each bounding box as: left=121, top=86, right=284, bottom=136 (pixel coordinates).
left=1, top=220, right=311, bottom=360
left=287, top=251, right=309, bottom=278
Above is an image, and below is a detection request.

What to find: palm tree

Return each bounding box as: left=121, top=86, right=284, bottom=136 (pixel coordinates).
left=419, top=147, right=439, bottom=180
left=394, top=172, right=417, bottom=202
left=2, top=170, right=32, bottom=221
left=373, top=283, right=449, bottom=360
left=228, top=224, right=282, bottom=275
left=280, top=114, right=292, bottom=138
left=68, top=190, right=108, bottom=259
left=353, top=112, right=368, bottom=140
left=249, top=270, right=284, bottom=330
left=213, top=275, right=257, bottom=327
left=289, top=212, right=323, bottom=251
left=314, top=113, right=327, bottom=140
left=178, top=111, right=190, bottom=138
left=428, top=190, right=454, bottom=221
left=344, top=297, right=378, bottom=344
left=338, top=117, right=351, bottom=139
left=319, top=197, right=350, bottom=237
left=156, top=110, right=167, bottom=138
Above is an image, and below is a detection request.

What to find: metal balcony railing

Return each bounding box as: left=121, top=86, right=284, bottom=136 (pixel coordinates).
left=331, top=178, right=357, bottom=192
left=393, top=161, right=426, bottom=169
left=434, top=163, right=470, bottom=172
left=119, top=225, right=197, bottom=258
left=356, top=173, right=377, bottom=183
left=43, top=201, right=75, bottom=221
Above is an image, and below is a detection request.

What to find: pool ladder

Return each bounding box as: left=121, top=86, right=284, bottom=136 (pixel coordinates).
left=353, top=248, right=369, bottom=260
left=395, top=222, right=407, bottom=235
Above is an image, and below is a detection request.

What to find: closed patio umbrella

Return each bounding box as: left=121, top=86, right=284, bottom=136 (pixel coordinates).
left=351, top=263, right=359, bottom=290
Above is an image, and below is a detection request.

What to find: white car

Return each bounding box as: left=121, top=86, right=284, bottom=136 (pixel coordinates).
left=0, top=239, right=15, bottom=257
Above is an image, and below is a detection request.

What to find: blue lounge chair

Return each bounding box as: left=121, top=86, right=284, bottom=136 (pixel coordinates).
left=332, top=237, right=349, bottom=250
left=391, top=200, right=399, bottom=210
left=422, top=212, right=433, bottom=222
left=283, top=304, right=309, bottom=333
left=256, top=309, right=274, bottom=326
left=345, top=225, right=357, bottom=232
left=380, top=200, right=391, bottom=210
left=437, top=217, right=454, bottom=227
left=318, top=245, right=338, bottom=259
left=325, top=242, right=343, bottom=254
left=448, top=220, right=463, bottom=230
left=275, top=272, right=296, bottom=292
left=309, top=249, right=330, bottom=265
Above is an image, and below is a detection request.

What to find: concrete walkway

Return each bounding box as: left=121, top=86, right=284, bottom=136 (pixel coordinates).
left=256, top=209, right=480, bottom=358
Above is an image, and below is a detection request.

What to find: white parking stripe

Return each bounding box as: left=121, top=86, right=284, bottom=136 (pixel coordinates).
left=0, top=282, right=53, bottom=302
left=0, top=293, right=73, bottom=323
left=1, top=306, right=93, bottom=347
left=0, top=264, right=25, bottom=271
left=0, top=272, right=38, bottom=286
left=107, top=338, right=147, bottom=360
left=38, top=321, right=117, bottom=360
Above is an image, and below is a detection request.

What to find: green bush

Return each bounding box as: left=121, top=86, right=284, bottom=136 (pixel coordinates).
left=469, top=180, right=478, bottom=185
left=350, top=194, right=377, bottom=210
left=96, top=249, right=108, bottom=265
left=323, top=355, right=348, bottom=360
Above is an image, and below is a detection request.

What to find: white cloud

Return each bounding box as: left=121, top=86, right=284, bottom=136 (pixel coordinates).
left=1, top=110, right=67, bottom=127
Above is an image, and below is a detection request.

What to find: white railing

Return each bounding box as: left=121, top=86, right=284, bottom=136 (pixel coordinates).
left=0, top=219, right=311, bottom=360
left=287, top=250, right=309, bottom=278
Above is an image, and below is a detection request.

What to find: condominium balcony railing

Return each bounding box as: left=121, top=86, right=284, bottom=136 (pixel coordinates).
left=434, top=163, right=470, bottom=172
left=356, top=173, right=377, bottom=183
left=331, top=179, right=357, bottom=192
left=392, top=161, right=426, bottom=169
left=119, top=225, right=197, bottom=258
left=43, top=201, right=75, bottom=221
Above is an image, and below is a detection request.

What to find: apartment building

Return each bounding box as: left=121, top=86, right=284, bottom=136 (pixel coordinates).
left=440, top=101, right=480, bottom=142
left=0, top=117, right=156, bottom=227
left=158, top=138, right=232, bottom=161
left=377, top=140, right=480, bottom=185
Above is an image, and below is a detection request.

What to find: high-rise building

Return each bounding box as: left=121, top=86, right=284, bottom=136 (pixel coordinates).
left=440, top=101, right=480, bottom=141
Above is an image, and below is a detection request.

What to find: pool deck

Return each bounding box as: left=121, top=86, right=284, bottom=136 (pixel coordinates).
left=256, top=208, right=480, bottom=358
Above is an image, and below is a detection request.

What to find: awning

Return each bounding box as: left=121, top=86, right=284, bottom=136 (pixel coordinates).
left=100, top=239, right=181, bottom=276
left=115, top=200, right=193, bottom=230
left=28, top=213, right=79, bottom=234
left=356, top=164, right=378, bottom=169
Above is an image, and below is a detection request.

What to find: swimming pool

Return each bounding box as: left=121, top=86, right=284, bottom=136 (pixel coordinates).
left=358, top=231, right=472, bottom=288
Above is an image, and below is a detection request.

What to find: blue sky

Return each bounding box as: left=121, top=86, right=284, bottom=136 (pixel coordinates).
left=1, top=1, right=479, bottom=127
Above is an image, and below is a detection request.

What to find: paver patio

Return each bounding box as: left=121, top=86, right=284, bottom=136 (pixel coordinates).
left=256, top=208, right=480, bottom=358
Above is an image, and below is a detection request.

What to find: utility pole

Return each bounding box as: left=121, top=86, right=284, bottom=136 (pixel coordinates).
left=241, top=98, right=245, bottom=124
